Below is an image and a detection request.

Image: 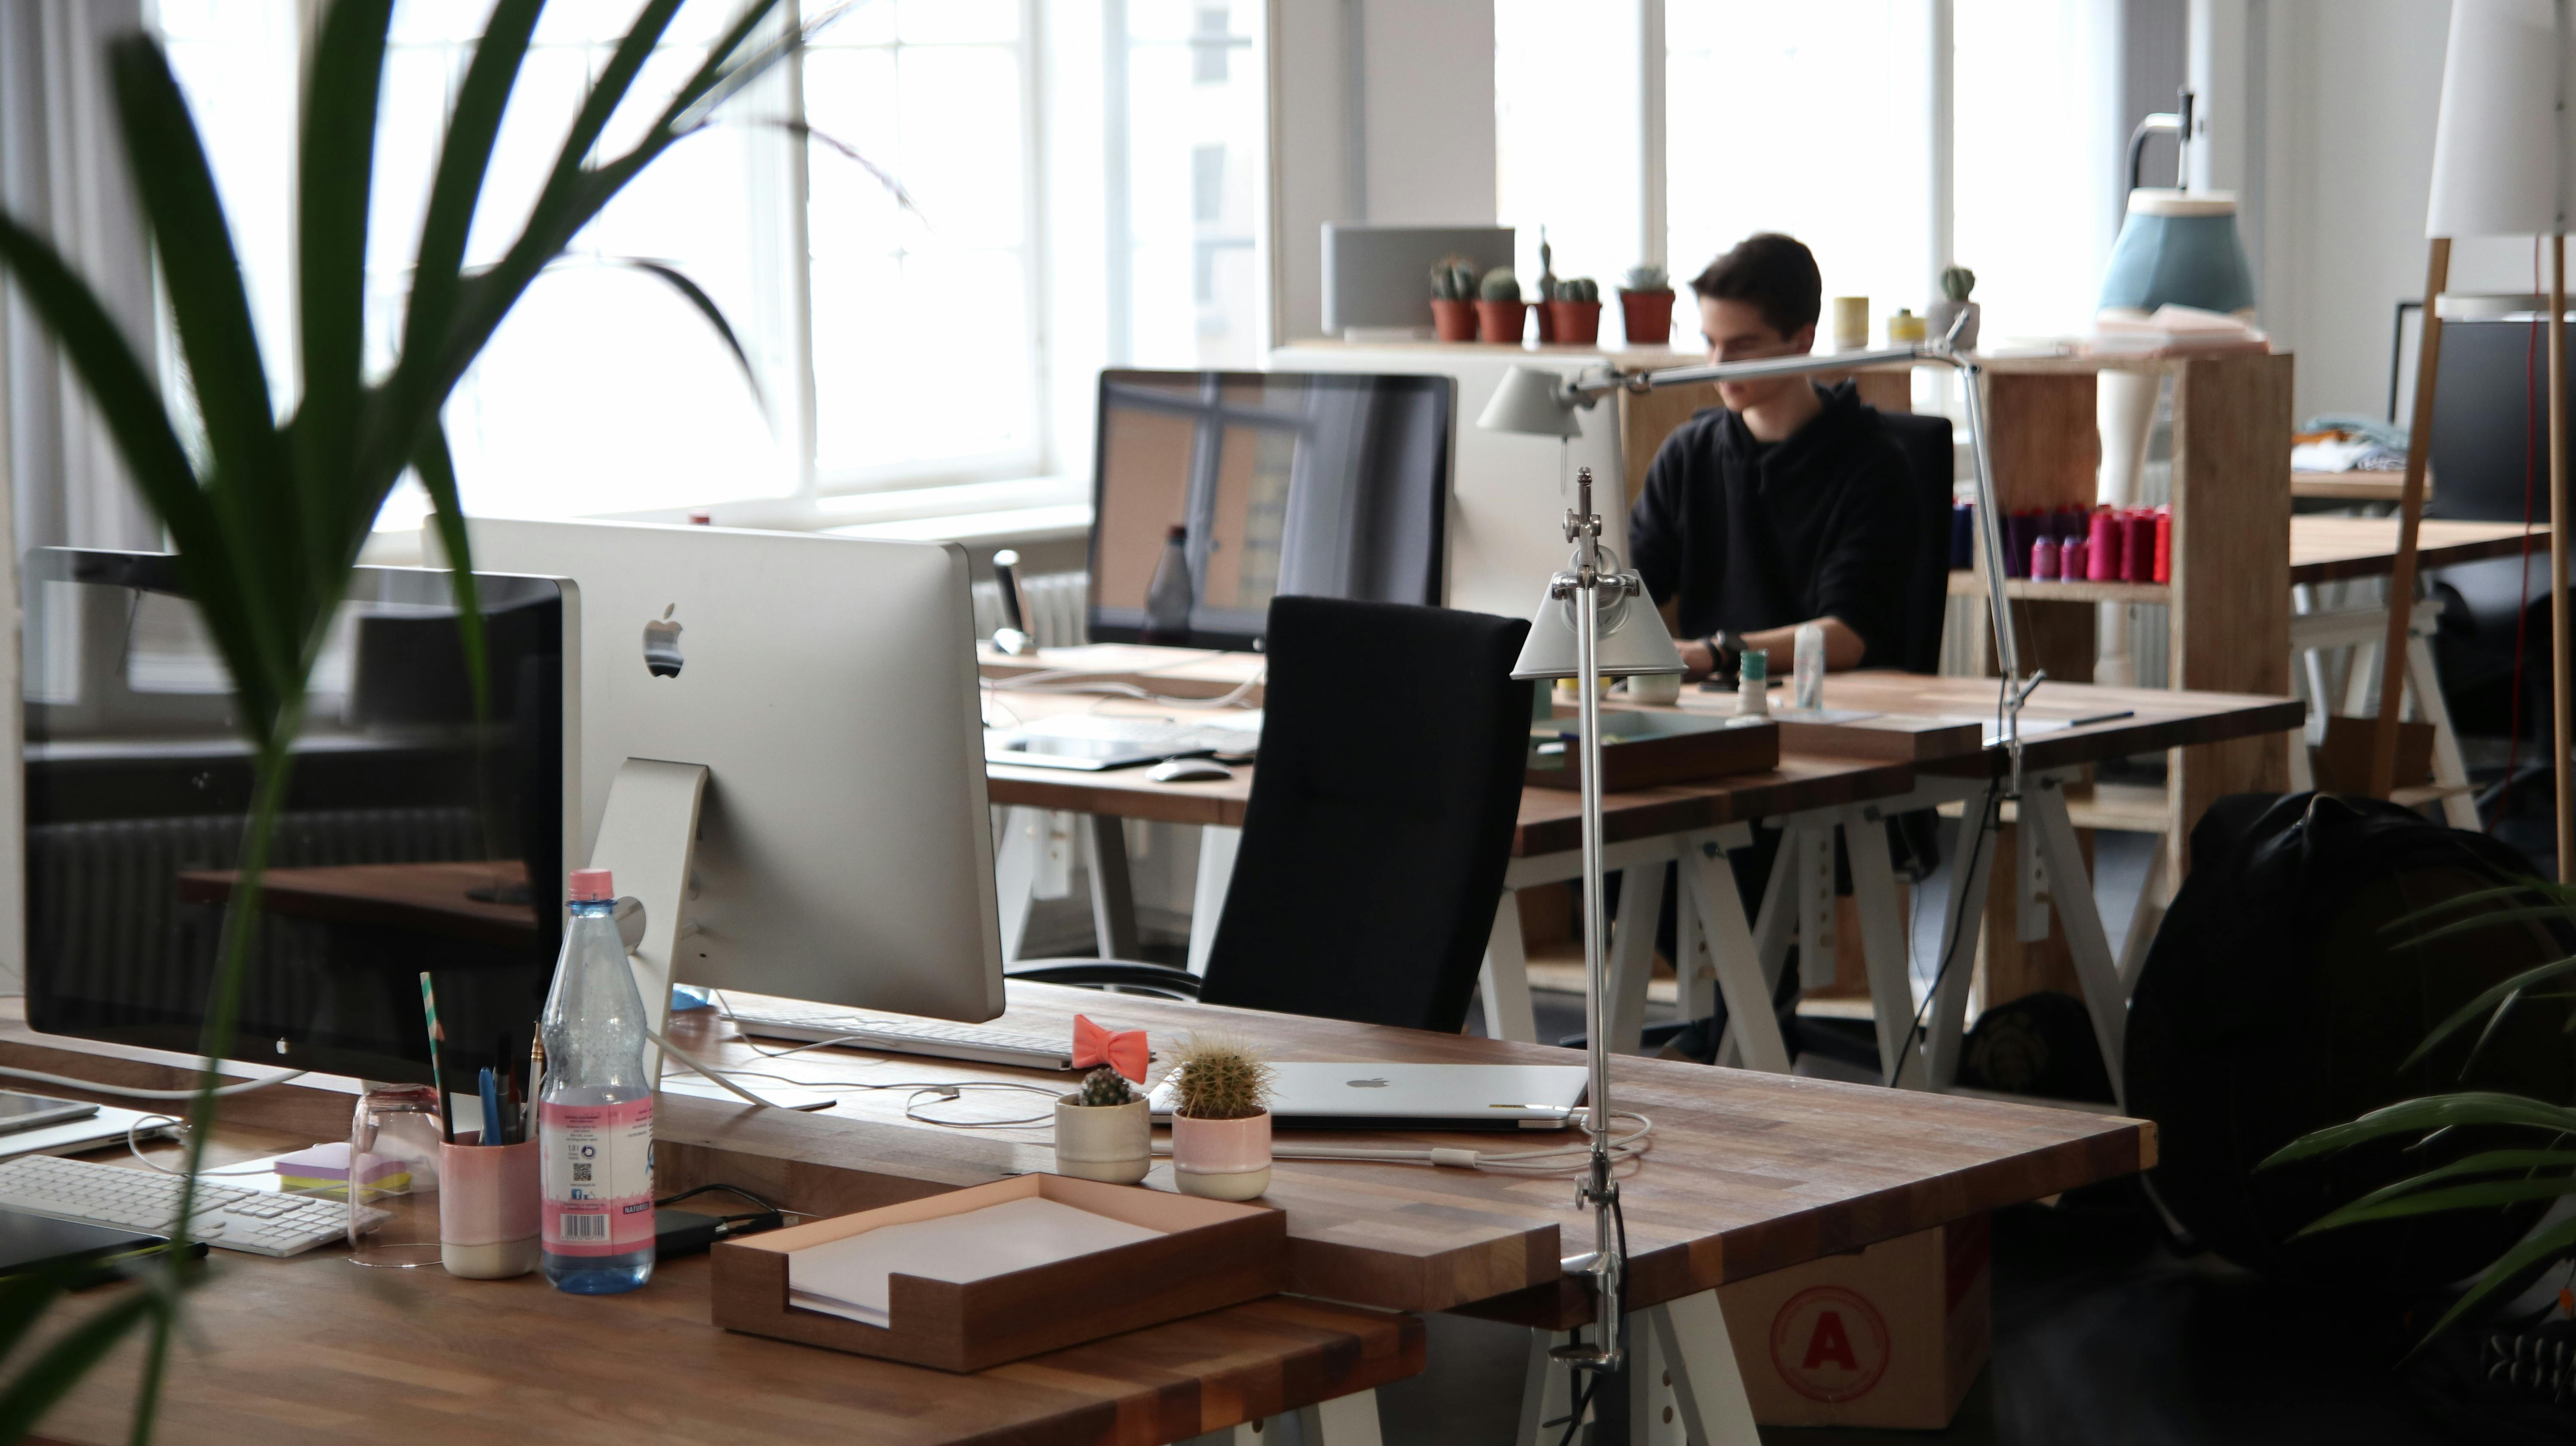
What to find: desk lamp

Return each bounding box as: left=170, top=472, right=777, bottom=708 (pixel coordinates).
left=1478, top=331, right=2029, bottom=1373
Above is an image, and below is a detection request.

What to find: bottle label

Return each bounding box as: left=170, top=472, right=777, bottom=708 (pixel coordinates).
left=540, top=1097, right=654, bottom=1256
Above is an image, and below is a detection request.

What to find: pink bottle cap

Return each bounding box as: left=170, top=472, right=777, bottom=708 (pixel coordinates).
left=569, top=868, right=614, bottom=902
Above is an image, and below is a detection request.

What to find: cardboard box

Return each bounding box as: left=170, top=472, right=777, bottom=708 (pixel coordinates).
left=1717, top=1215, right=1990, bottom=1430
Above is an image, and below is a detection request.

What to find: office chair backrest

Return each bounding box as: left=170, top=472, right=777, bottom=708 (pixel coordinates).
left=1198, top=595, right=1533, bottom=1033
left=1872, top=408, right=1957, bottom=674
left=2427, top=314, right=2573, bottom=522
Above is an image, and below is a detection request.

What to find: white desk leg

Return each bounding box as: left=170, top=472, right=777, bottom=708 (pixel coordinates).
left=1796, top=825, right=1838, bottom=989
left=1648, top=1291, right=1762, bottom=1445
left=2406, top=626, right=2482, bottom=829
left=1673, top=860, right=1713, bottom=1022
left=993, top=806, right=1044, bottom=966
left=1750, top=825, right=1796, bottom=994
left=2285, top=722, right=2315, bottom=793
left=1683, top=831, right=1792, bottom=1074
left=2117, top=841, right=2170, bottom=990
left=1186, top=824, right=1241, bottom=977
left=2024, top=776, right=2128, bottom=1106
left=1481, top=890, right=1540, bottom=1043
left=1608, top=861, right=1669, bottom=1055
left=1515, top=1330, right=1575, bottom=1446
left=1840, top=808, right=1916, bottom=1084
left=1926, top=785, right=2000, bottom=1090
left=1290, top=1390, right=1385, bottom=1446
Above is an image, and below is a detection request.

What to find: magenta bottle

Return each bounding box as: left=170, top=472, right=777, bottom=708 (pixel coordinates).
left=539, top=867, right=655, bottom=1294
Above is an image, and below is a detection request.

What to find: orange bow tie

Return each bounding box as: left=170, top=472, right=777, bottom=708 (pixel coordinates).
left=1073, top=1014, right=1149, bottom=1083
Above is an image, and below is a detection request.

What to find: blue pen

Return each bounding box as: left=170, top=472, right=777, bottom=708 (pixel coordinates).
left=478, top=1066, right=502, bottom=1146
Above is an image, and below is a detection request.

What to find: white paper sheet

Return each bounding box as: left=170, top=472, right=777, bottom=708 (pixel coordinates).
left=786, top=1195, right=1166, bottom=1328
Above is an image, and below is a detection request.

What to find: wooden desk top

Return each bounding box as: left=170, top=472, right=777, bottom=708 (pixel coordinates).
left=36, top=1148, right=1421, bottom=1446
left=2289, top=515, right=2546, bottom=584
left=2290, top=469, right=2404, bottom=503
left=1802, top=675, right=2306, bottom=777
left=981, top=643, right=1267, bottom=702
left=175, top=861, right=540, bottom=950
left=645, top=985, right=2153, bottom=1327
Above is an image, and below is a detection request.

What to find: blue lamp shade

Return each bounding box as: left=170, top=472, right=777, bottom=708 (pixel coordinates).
left=2097, top=191, right=2256, bottom=314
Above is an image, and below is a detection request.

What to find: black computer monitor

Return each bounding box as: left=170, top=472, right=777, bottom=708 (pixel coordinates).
left=1086, top=369, right=1452, bottom=649
left=21, top=548, right=571, bottom=1089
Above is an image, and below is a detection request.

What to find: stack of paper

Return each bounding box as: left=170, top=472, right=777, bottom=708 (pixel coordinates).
left=786, top=1197, right=1166, bottom=1328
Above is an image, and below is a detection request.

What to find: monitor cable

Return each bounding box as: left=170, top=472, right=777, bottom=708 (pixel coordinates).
left=0, top=1061, right=307, bottom=1102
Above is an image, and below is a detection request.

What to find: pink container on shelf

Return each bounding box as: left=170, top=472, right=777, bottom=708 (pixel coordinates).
left=2031, top=538, right=2060, bottom=580
left=2086, top=509, right=2119, bottom=581
left=2154, top=506, right=2173, bottom=583
left=2060, top=538, right=2086, bottom=581
left=2122, top=510, right=2157, bottom=583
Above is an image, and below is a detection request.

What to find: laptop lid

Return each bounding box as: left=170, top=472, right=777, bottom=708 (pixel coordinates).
left=1149, top=1062, right=1589, bottom=1131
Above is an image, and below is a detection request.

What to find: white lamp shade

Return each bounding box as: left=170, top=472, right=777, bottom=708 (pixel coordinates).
left=1511, top=578, right=1686, bottom=679
left=2427, top=0, right=2573, bottom=238
left=1478, top=365, right=1586, bottom=438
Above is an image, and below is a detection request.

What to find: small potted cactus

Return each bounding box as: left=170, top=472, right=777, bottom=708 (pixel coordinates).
left=1054, top=1066, right=1152, bottom=1185
left=1165, top=1032, right=1276, bottom=1201
left=1429, top=257, right=1479, bottom=341
left=1532, top=231, right=1560, bottom=343
left=1548, top=276, right=1602, bottom=346
left=1617, top=262, right=1674, bottom=347
left=1928, top=264, right=1980, bottom=350
left=1476, top=267, right=1528, bottom=344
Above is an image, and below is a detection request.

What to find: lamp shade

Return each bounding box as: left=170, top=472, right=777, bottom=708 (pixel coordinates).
left=1511, top=577, right=1686, bottom=680
left=2427, top=0, right=2570, bottom=238
left=1478, top=365, right=1586, bottom=438
left=2097, top=191, right=2256, bottom=313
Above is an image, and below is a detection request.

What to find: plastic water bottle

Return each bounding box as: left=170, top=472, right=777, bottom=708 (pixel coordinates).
left=539, top=867, right=655, bottom=1294
left=1142, top=525, right=1194, bottom=644
left=1793, top=623, right=1826, bottom=711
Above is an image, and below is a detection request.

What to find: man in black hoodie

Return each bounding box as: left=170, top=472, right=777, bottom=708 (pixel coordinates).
left=1628, top=233, right=1916, bottom=683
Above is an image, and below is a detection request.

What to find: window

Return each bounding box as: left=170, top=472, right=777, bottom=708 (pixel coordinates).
left=1497, top=2, right=2121, bottom=358
left=151, top=0, right=1271, bottom=529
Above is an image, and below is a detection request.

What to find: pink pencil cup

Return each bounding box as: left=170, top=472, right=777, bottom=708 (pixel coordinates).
left=439, top=1136, right=541, bottom=1279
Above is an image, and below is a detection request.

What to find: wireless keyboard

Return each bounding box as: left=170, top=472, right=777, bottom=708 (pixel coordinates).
left=0, top=1153, right=386, bottom=1258
left=1016, top=714, right=1260, bottom=757
left=724, top=1003, right=1081, bottom=1071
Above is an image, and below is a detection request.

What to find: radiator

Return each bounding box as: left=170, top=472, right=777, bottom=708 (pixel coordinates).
left=972, top=571, right=1089, bottom=649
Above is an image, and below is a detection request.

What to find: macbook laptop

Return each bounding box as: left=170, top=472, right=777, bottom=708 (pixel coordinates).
left=1148, top=1062, right=1589, bottom=1131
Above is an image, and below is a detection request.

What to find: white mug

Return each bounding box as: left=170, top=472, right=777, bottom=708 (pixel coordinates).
left=1624, top=673, right=1682, bottom=706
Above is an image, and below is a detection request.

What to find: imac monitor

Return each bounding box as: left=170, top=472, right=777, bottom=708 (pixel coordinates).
left=1088, top=369, right=1451, bottom=650
left=467, top=520, right=1005, bottom=1023
left=21, top=549, right=572, bottom=1088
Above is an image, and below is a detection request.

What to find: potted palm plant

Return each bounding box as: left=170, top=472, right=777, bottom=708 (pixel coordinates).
left=0, top=1, right=820, bottom=1435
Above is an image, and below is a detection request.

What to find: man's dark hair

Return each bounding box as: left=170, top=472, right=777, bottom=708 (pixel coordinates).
left=1689, top=233, right=1822, bottom=338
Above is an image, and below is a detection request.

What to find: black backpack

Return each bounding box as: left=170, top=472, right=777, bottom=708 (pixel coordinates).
left=2126, top=792, right=2576, bottom=1295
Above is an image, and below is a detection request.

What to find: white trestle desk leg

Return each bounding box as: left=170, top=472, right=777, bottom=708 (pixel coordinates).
left=2025, top=774, right=2128, bottom=1106
left=1292, top=1390, right=1385, bottom=1446
left=1925, top=783, right=2001, bottom=1090
left=1515, top=1330, right=1575, bottom=1446
left=2117, top=842, right=2170, bottom=988
left=1683, top=826, right=1790, bottom=1073
left=1839, top=806, right=1916, bottom=1084
left=1608, top=860, right=1669, bottom=1054
left=588, top=758, right=708, bottom=1082
left=1186, top=824, right=1240, bottom=976
left=1673, top=860, right=1713, bottom=1022
left=2406, top=622, right=2482, bottom=829
left=1796, top=824, right=1837, bottom=989
left=992, top=806, right=1045, bottom=966
left=1481, top=890, right=1540, bottom=1042
left=1647, top=1290, right=1762, bottom=1444
left=1083, top=814, right=1141, bottom=960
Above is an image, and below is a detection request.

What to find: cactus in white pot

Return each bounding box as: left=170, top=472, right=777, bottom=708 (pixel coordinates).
left=1054, top=1066, right=1151, bottom=1185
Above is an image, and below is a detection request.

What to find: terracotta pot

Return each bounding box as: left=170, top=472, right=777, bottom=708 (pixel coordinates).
left=1171, top=1110, right=1271, bottom=1201
left=1476, top=299, right=1528, bottom=345
left=1532, top=297, right=1558, bottom=343
left=1053, top=1097, right=1151, bottom=1186
left=1548, top=300, right=1603, bottom=347
left=1618, top=288, right=1675, bottom=347
left=1430, top=298, right=1478, bottom=342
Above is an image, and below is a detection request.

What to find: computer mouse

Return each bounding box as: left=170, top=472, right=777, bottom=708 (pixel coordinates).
left=1148, top=757, right=1234, bottom=784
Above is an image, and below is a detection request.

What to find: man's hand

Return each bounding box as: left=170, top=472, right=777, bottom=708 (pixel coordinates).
left=1678, top=638, right=1717, bottom=681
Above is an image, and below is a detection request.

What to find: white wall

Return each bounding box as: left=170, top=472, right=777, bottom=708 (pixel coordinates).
left=1269, top=0, right=1499, bottom=343
left=2256, top=0, right=2541, bottom=421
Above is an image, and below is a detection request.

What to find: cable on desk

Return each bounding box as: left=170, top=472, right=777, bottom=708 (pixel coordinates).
left=653, top=1021, right=1066, bottom=1129
left=124, top=1115, right=287, bottom=1177
left=0, top=1062, right=308, bottom=1102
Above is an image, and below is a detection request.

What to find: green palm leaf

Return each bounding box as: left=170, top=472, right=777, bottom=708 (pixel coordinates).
left=2262, top=1092, right=2576, bottom=1168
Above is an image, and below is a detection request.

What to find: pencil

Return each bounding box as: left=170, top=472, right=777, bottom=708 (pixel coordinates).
left=419, top=971, right=453, bottom=1144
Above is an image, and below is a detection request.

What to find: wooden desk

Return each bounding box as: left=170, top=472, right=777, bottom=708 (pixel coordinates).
left=2290, top=468, right=2404, bottom=504
left=2288, top=514, right=2545, bottom=584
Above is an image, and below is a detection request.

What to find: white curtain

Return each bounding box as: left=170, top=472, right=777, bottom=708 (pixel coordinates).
left=1, top=0, right=162, bottom=560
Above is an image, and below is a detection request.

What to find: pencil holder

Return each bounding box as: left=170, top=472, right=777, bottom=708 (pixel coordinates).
left=439, top=1136, right=541, bottom=1279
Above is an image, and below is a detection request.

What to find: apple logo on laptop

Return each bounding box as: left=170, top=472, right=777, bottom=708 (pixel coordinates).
left=643, top=605, right=684, bottom=679
left=1345, top=1077, right=1389, bottom=1089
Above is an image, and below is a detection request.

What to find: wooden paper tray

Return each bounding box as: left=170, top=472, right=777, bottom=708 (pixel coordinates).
left=1528, top=711, right=1779, bottom=791
left=711, top=1173, right=1287, bottom=1372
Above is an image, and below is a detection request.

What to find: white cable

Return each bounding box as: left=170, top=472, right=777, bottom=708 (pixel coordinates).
left=646, top=1025, right=789, bottom=1109
left=0, top=1061, right=307, bottom=1101
left=123, top=1115, right=275, bottom=1176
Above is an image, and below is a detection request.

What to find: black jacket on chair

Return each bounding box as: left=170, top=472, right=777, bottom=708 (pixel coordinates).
left=1193, top=595, right=1532, bottom=1033
left=1010, top=595, right=1533, bottom=1035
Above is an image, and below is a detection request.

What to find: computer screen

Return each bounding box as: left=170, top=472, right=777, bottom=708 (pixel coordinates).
left=22, top=549, right=571, bottom=1089
left=467, top=519, right=1005, bottom=1024
left=1087, top=369, right=1451, bottom=649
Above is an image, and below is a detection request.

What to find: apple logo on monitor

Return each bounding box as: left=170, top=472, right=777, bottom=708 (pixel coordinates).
left=643, top=604, right=684, bottom=678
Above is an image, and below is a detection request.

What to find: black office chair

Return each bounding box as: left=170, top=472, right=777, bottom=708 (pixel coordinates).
left=1874, top=408, right=1959, bottom=675
left=1008, top=595, right=1534, bottom=1033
